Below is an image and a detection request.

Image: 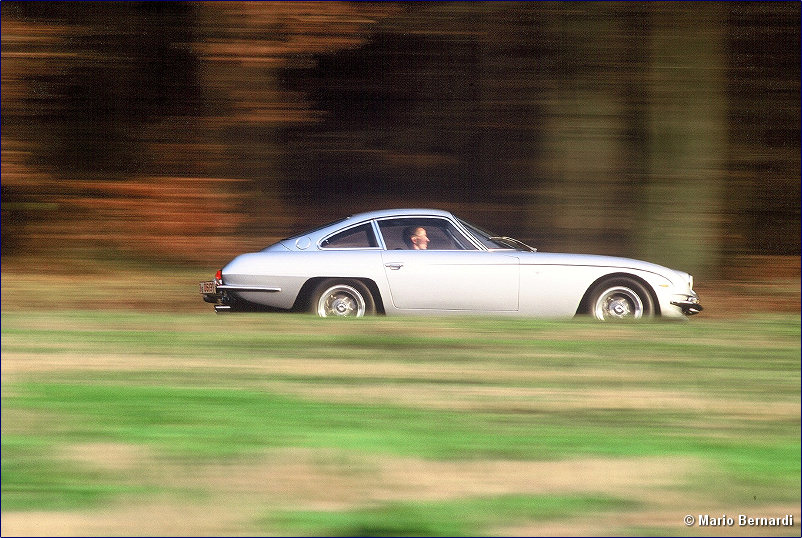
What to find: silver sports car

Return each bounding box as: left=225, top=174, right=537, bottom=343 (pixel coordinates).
left=200, top=208, right=703, bottom=320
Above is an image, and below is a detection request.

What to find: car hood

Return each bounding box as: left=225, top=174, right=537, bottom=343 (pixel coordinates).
left=521, top=252, right=690, bottom=286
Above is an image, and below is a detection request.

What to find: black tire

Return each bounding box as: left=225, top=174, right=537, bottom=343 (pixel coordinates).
left=587, top=277, right=655, bottom=321
left=310, top=279, right=376, bottom=318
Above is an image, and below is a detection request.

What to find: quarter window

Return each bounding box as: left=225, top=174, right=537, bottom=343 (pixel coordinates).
left=320, top=223, right=378, bottom=249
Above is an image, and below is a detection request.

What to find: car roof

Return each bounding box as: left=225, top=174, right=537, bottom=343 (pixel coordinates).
left=277, top=208, right=459, bottom=244
left=344, top=208, right=455, bottom=221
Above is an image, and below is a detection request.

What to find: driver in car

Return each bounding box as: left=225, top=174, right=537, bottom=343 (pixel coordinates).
left=403, top=226, right=430, bottom=250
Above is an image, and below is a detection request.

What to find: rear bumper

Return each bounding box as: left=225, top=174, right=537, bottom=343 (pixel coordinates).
left=200, top=280, right=285, bottom=313
left=202, top=291, right=234, bottom=313
left=200, top=280, right=231, bottom=312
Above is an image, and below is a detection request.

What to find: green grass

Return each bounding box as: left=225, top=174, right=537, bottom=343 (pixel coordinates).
left=7, top=380, right=791, bottom=461
left=1, top=436, right=159, bottom=511
left=2, top=311, right=800, bottom=534
left=268, top=495, right=638, bottom=536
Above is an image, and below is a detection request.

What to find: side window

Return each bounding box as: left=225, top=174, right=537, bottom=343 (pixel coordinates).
left=320, top=223, right=378, bottom=249
left=377, top=218, right=477, bottom=250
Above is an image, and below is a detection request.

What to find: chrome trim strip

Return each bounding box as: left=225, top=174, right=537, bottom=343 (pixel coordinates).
left=371, top=219, right=387, bottom=250
left=218, top=285, right=281, bottom=293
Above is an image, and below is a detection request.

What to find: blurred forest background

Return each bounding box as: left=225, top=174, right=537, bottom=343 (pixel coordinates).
left=2, top=1, right=799, bottom=280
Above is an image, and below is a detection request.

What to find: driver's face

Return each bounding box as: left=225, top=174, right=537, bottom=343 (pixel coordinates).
left=411, top=227, right=429, bottom=250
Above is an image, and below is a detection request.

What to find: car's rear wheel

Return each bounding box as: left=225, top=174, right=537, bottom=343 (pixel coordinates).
left=588, top=278, right=655, bottom=321
left=312, top=279, right=375, bottom=318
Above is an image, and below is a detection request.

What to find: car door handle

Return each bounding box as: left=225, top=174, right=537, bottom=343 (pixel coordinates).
left=384, top=262, right=404, bottom=270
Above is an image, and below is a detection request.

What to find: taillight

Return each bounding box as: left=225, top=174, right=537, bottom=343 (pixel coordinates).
left=215, top=269, right=223, bottom=284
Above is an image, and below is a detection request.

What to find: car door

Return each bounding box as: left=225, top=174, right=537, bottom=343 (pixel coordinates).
left=377, top=217, right=519, bottom=311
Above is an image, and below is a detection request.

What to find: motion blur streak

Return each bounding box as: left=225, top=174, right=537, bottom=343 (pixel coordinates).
left=1, top=2, right=798, bottom=278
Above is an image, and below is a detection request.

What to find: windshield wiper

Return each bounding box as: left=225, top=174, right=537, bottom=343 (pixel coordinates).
left=489, top=236, right=537, bottom=252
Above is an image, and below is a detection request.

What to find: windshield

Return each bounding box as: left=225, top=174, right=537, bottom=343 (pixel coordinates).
left=457, top=218, right=535, bottom=251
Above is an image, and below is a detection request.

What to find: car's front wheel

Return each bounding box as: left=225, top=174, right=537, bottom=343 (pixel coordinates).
left=588, top=277, right=655, bottom=321
left=311, top=279, right=375, bottom=318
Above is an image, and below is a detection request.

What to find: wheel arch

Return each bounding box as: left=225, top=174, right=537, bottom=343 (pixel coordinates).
left=575, top=272, right=661, bottom=317
left=293, top=277, right=386, bottom=315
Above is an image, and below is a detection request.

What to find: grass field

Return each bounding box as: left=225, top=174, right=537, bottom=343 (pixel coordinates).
left=2, top=299, right=799, bottom=536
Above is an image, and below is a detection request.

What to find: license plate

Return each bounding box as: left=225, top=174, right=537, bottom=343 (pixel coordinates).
left=199, top=281, right=217, bottom=294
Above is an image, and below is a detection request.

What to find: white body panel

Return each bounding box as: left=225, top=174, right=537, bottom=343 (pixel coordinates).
left=381, top=251, right=519, bottom=311
left=516, top=254, right=677, bottom=317
left=223, top=250, right=387, bottom=310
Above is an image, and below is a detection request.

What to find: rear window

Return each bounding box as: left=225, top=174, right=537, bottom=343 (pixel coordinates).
left=320, top=222, right=378, bottom=249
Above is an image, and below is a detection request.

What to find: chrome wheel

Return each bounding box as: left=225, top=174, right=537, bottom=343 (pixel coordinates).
left=593, top=286, right=644, bottom=321
left=316, top=284, right=366, bottom=317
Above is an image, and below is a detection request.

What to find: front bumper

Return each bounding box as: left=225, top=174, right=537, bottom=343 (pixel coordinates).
left=670, top=293, right=703, bottom=316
